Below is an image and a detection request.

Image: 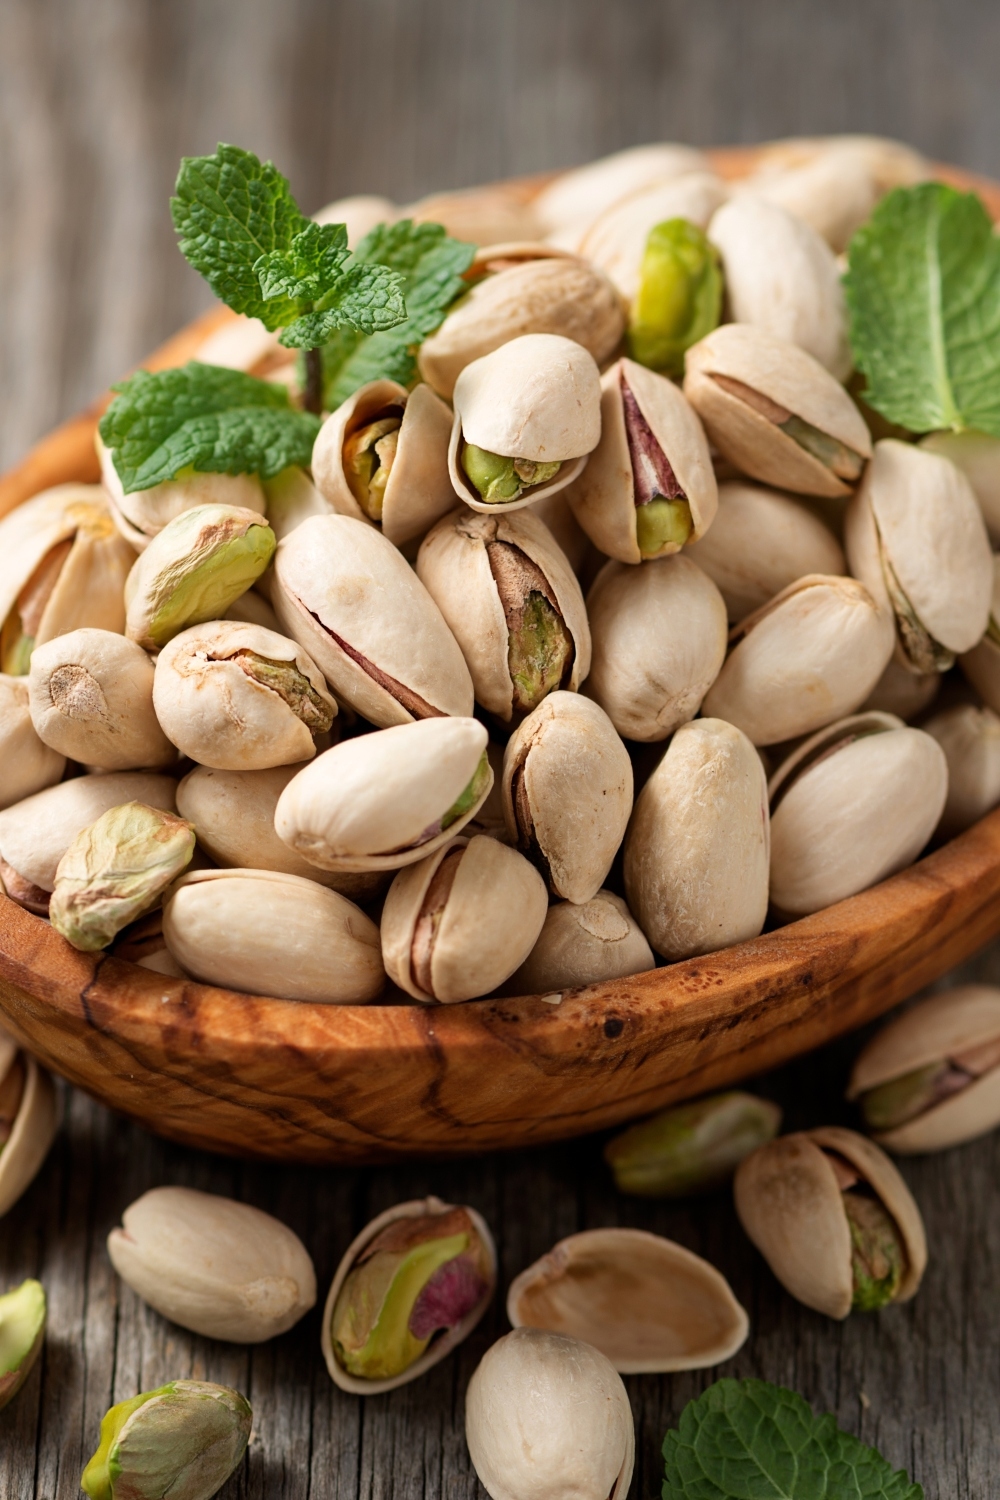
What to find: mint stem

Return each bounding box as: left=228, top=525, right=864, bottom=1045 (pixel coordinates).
left=303, top=347, right=324, bottom=415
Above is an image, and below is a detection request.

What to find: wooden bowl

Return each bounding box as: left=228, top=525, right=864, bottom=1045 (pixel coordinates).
left=0, top=149, right=998, bottom=1166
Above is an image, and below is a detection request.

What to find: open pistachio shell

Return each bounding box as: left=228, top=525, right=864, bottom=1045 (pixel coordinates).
left=272, top=514, right=474, bottom=726
left=81, top=1379, right=252, bottom=1500
left=98, top=431, right=266, bottom=552
left=578, top=171, right=729, bottom=301
left=861, top=657, right=940, bottom=722
left=0, top=675, right=65, bottom=809
left=0, top=1279, right=46, bottom=1412
left=507, top=1227, right=748, bottom=1372
left=322, top=1196, right=497, bottom=1395
left=535, top=141, right=709, bottom=240
left=0, top=1047, right=59, bottom=1218
left=924, top=704, right=1000, bottom=839
left=505, top=890, right=652, bottom=995
left=921, top=430, right=1000, bottom=545
left=605, top=1092, right=782, bottom=1198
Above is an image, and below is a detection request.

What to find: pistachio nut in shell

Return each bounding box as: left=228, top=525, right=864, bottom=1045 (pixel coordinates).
left=381, top=834, right=548, bottom=1003
left=605, top=1092, right=783, bottom=1198
left=416, top=507, right=590, bottom=721
left=107, top=1185, right=315, bottom=1342
left=504, top=889, right=653, bottom=995
left=0, top=1279, right=46, bottom=1411
left=98, top=429, right=266, bottom=551
left=749, top=134, right=928, bottom=192
left=585, top=554, right=728, bottom=742
left=404, top=183, right=541, bottom=246
left=959, top=554, right=1000, bottom=710
left=624, top=717, right=770, bottom=960
left=80, top=1379, right=252, bottom=1500
left=27, top=628, right=175, bottom=771
left=845, top=439, right=993, bottom=674
left=734, top=1125, right=927, bottom=1317
left=223, top=584, right=283, bottom=633
left=625, top=215, right=723, bottom=375
left=272, top=513, right=474, bottom=726
left=0, top=675, right=65, bottom=809
left=449, top=334, right=602, bottom=512
left=162, top=868, right=384, bottom=1003
left=0, top=1047, right=59, bottom=1218
left=534, top=140, right=709, bottom=239
left=702, top=573, right=893, bottom=746
left=262, top=464, right=333, bottom=542
left=501, top=692, right=632, bottom=903
left=578, top=171, right=729, bottom=304
left=847, top=985, right=1000, bottom=1154
left=921, top=429, right=1000, bottom=544
left=0, top=484, right=134, bottom=675
left=564, top=358, right=718, bottom=564
left=274, top=717, right=492, bottom=872
left=530, top=489, right=590, bottom=575
left=924, top=704, right=1000, bottom=839
left=768, top=712, right=947, bottom=916
left=684, top=323, right=872, bottom=499
left=861, top=657, right=940, bottom=722
left=322, top=1196, right=496, bottom=1394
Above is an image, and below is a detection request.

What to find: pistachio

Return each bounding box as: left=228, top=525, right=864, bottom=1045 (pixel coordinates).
left=0, top=674, right=65, bottom=809
left=0, top=1279, right=46, bottom=1412
left=924, top=704, right=1000, bottom=838
left=921, top=430, right=1000, bottom=545
left=504, top=889, right=653, bottom=994
left=534, top=141, right=709, bottom=241
left=322, top=1197, right=496, bottom=1393
left=404, top=183, right=541, bottom=246
left=585, top=555, right=728, bottom=742
left=529, top=490, right=590, bottom=574
left=625, top=217, right=722, bottom=373
left=223, top=585, right=283, bottom=633
left=847, top=985, right=1000, bottom=1153
left=579, top=173, right=728, bottom=303
left=98, top=430, right=266, bottom=551
left=80, top=1380, right=252, bottom=1500
left=0, top=1045, right=59, bottom=1217
left=860, top=657, right=940, bottom=722
left=684, top=323, right=872, bottom=498
left=312, top=192, right=397, bottom=243
left=605, top=1092, right=783, bottom=1198
left=734, top=1126, right=927, bottom=1317
left=960, top=553, right=1000, bottom=709
left=261, top=464, right=333, bottom=542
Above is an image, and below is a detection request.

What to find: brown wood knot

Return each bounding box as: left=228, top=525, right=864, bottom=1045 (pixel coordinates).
left=603, top=1016, right=624, bottom=1039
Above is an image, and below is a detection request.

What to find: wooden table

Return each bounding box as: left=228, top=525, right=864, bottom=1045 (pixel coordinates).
left=2, top=2, right=1000, bottom=1495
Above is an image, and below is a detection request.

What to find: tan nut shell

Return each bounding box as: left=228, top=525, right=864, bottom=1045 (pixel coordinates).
left=162, top=867, right=384, bottom=1003
left=745, top=139, right=917, bottom=253
left=578, top=171, right=730, bottom=301
left=0, top=676, right=65, bottom=809
left=861, top=658, right=940, bottom=722
left=272, top=514, right=474, bottom=726
left=504, top=890, right=653, bottom=994
left=98, top=432, right=266, bottom=550
left=502, top=692, right=632, bottom=903
left=416, top=508, right=591, bottom=720
left=0, top=1051, right=59, bottom=1219
left=565, top=358, right=718, bottom=564
left=312, top=380, right=455, bottom=546
left=924, top=704, right=1000, bottom=839
left=312, top=193, right=396, bottom=245
left=405, top=184, right=541, bottom=246
left=262, top=466, right=333, bottom=542
left=530, top=490, right=590, bottom=574
left=921, top=430, right=1000, bottom=545
left=107, top=1185, right=317, bottom=1342
left=734, top=1126, right=927, bottom=1318
left=322, top=1196, right=497, bottom=1395
left=748, top=134, right=928, bottom=194
left=624, top=717, right=770, bottom=961
left=847, top=985, right=1000, bottom=1153
left=507, top=1227, right=748, bottom=1373
left=535, top=141, right=709, bottom=237
left=960, top=555, right=1000, bottom=708
left=684, top=324, right=872, bottom=498
left=702, top=574, right=893, bottom=746
left=585, top=555, right=728, bottom=742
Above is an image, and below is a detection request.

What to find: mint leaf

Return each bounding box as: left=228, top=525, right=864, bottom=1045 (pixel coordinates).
left=845, top=183, right=1000, bottom=436
left=662, top=1380, right=922, bottom=1500
left=279, top=260, right=407, bottom=348
left=256, top=220, right=352, bottom=305
left=99, top=362, right=321, bottom=493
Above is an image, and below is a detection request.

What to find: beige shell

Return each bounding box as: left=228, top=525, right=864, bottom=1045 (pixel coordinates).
left=312, top=193, right=396, bottom=245
left=585, top=554, right=728, bottom=742
left=162, top=867, right=384, bottom=1003
left=768, top=712, right=948, bottom=915
left=530, top=490, right=590, bottom=574
left=0, top=1046, right=59, bottom=1219
left=686, top=481, right=845, bottom=622
left=195, top=313, right=287, bottom=373
left=312, top=380, right=455, bottom=546
left=0, top=675, right=65, bottom=810
left=847, top=985, right=1000, bottom=1153
left=734, top=1125, right=928, bottom=1318
left=960, top=555, right=1000, bottom=709
left=322, top=1196, right=497, bottom=1395
left=624, top=717, right=770, bottom=961
left=745, top=141, right=898, bottom=253
left=564, top=358, right=718, bottom=564
left=535, top=141, right=709, bottom=239
left=860, top=657, right=940, bottom=722
left=262, top=466, right=333, bottom=543
left=380, top=834, right=548, bottom=1002
left=748, top=134, right=928, bottom=193
left=274, top=716, right=492, bottom=873
left=27, top=628, right=174, bottom=771
left=923, top=704, right=1000, bottom=840
left=507, top=1227, right=748, bottom=1373
left=501, top=692, right=633, bottom=903
left=416, top=507, right=591, bottom=721
left=684, top=324, right=872, bottom=498
left=224, top=587, right=283, bottom=634
left=504, top=890, right=653, bottom=994
left=578, top=171, right=730, bottom=301
left=921, top=430, right=1000, bottom=545
left=404, top=184, right=541, bottom=246
left=98, top=432, right=266, bottom=551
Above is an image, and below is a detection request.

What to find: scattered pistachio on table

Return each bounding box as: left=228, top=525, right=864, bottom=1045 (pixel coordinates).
left=0, top=1038, right=59, bottom=1218
left=81, top=1380, right=252, bottom=1500
left=0, top=1279, right=46, bottom=1412
left=605, top=1091, right=782, bottom=1197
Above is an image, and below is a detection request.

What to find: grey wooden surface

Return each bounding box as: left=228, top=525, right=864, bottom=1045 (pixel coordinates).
left=2, top=2, right=1000, bottom=1495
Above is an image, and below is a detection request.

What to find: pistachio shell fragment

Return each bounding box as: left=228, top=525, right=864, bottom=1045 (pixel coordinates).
left=0, top=675, right=65, bottom=809
left=98, top=430, right=266, bottom=551
left=605, top=1092, right=783, bottom=1198
left=0, top=1048, right=59, bottom=1218
left=626, top=216, right=723, bottom=374
left=504, top=890, right=653, bottom=994
left=0, top=1279, right=46, bottom=1412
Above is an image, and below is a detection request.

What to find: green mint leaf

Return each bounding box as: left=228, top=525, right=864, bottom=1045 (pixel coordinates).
left=99, top=362, right=321, bottom=493
left=255, top=220, right=351, bottom=305
left=662, top=1380, right=923, bottom=1500
left=279, top=261, right=407, bottom=348
left=845, top=182, right=1000, bottom=437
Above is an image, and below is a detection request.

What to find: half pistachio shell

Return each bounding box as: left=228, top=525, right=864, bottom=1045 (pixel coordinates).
left=507, top=1227, right=748, bottom=1372
left=322, top=1196, right=497, bottom=1395
left=98, top=431, right=266, bottom=551
left=0, top=1039, right=58, bottom=1218
left=504, top=890, right=653, bottom=995
left=535, top=141, right=709, bottom=240
left=0, top=675, right=65, bottom=810
left=605, top=1092, right=783, bottom=1198
left=0, top=1279, right=46, bottom=1411
left=924, top=704, right=1000, bottom=839
left=577, top=171, right=729, bottom=301
left=921, top=430, right=1000, bottom=545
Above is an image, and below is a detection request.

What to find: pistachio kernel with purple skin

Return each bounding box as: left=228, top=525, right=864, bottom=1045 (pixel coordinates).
left=486, top=541, right=574, bottom=713
left=621, top=378, right=692, bottom=556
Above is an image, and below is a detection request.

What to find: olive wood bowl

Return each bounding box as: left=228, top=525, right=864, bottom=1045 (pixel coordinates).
left=0, top=148, right=998, bottom=1165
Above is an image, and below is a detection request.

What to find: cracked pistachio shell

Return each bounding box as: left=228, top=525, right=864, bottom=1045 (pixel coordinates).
left=923, top=704, right=1000, bottom=839
left=272, top=514, right=474, bottom=726
left=847, top=985, right=1000, bottom=1153
left=702, top=573, right=893, bottom=746
left=0, top=1279, right=46, bottom=1412
left=449, top=335, right=602, bottom=513
left=0, top=1042, right=58, bottom=1218
left=577, top=171, right=729, bottom=302
left=0, top=676, right=65, bottom=809
left=162, top=867, right=384, bottom=1002
left=152, top=619, right=336, bottom=770
left=504, top=890, right=653, bottom=994
left=684, top=323, right=872, bottom=499
left=734, top=1126, right=927, bottom=1318
left=98, top=432, right=266, bottom=552
left=564, top=358, right=718, bottom=564
left=27, top=628, right=174, bottom=771
left=585, top=555, right=727, bottom=742
left=845, top=439, right=993, bottom=672
left=605, top=1092, right=782, bottom=1198
left=921, top=430, right=1000, bottom=544
left=623, top=717, right=769, bottom=961
left=312, top=380, right=455, bottom=546
left=381, top=834, right=548, bottom=1003
left=768, top=712, right=948, bottom=916
left=274, top=717, right=492, bottom=872
left=860, top=657, right=940, bottom=722
left=960, top=554, right=1000, bottom=709
left=416, top=507, right=590, bottom=721
left=502, top=692, right=632, bottom=903
left=507, top=1228, right=748, bottom=1373
left=535, top=141, right=709, bottom=239
left=686, top=481, right=845, bottom=622
left=81, top=1379, right=251, bottom=1500
left=107, top=1186, right=316, bottom=1341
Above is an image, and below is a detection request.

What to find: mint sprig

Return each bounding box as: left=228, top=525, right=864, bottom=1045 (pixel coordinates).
left=662, top=1380, right=922, bottom=1500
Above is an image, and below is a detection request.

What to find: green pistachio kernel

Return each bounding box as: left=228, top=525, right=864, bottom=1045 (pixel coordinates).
left=508, top=592, right=574, bottom=711
left=81, top=1380, right=252, bottom=1500
left=441, top=751, right=491, bottom=831
left=605, top=1091, right=782, bottom=1197
left=344, top=414, right=402, bottom=523
left=859, top=1062, right=947, bottom=1132
left=635, top=497, right=694, bottom=557
left=231, top=651, right=335, bottom=734
left=0, top=1279, right=46, bottom=1412
left=462, top=442, right=560, bottom=503
left=844, top=1191, right=905, bottom=1310
left=627, top=218, right=723, bottom=376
